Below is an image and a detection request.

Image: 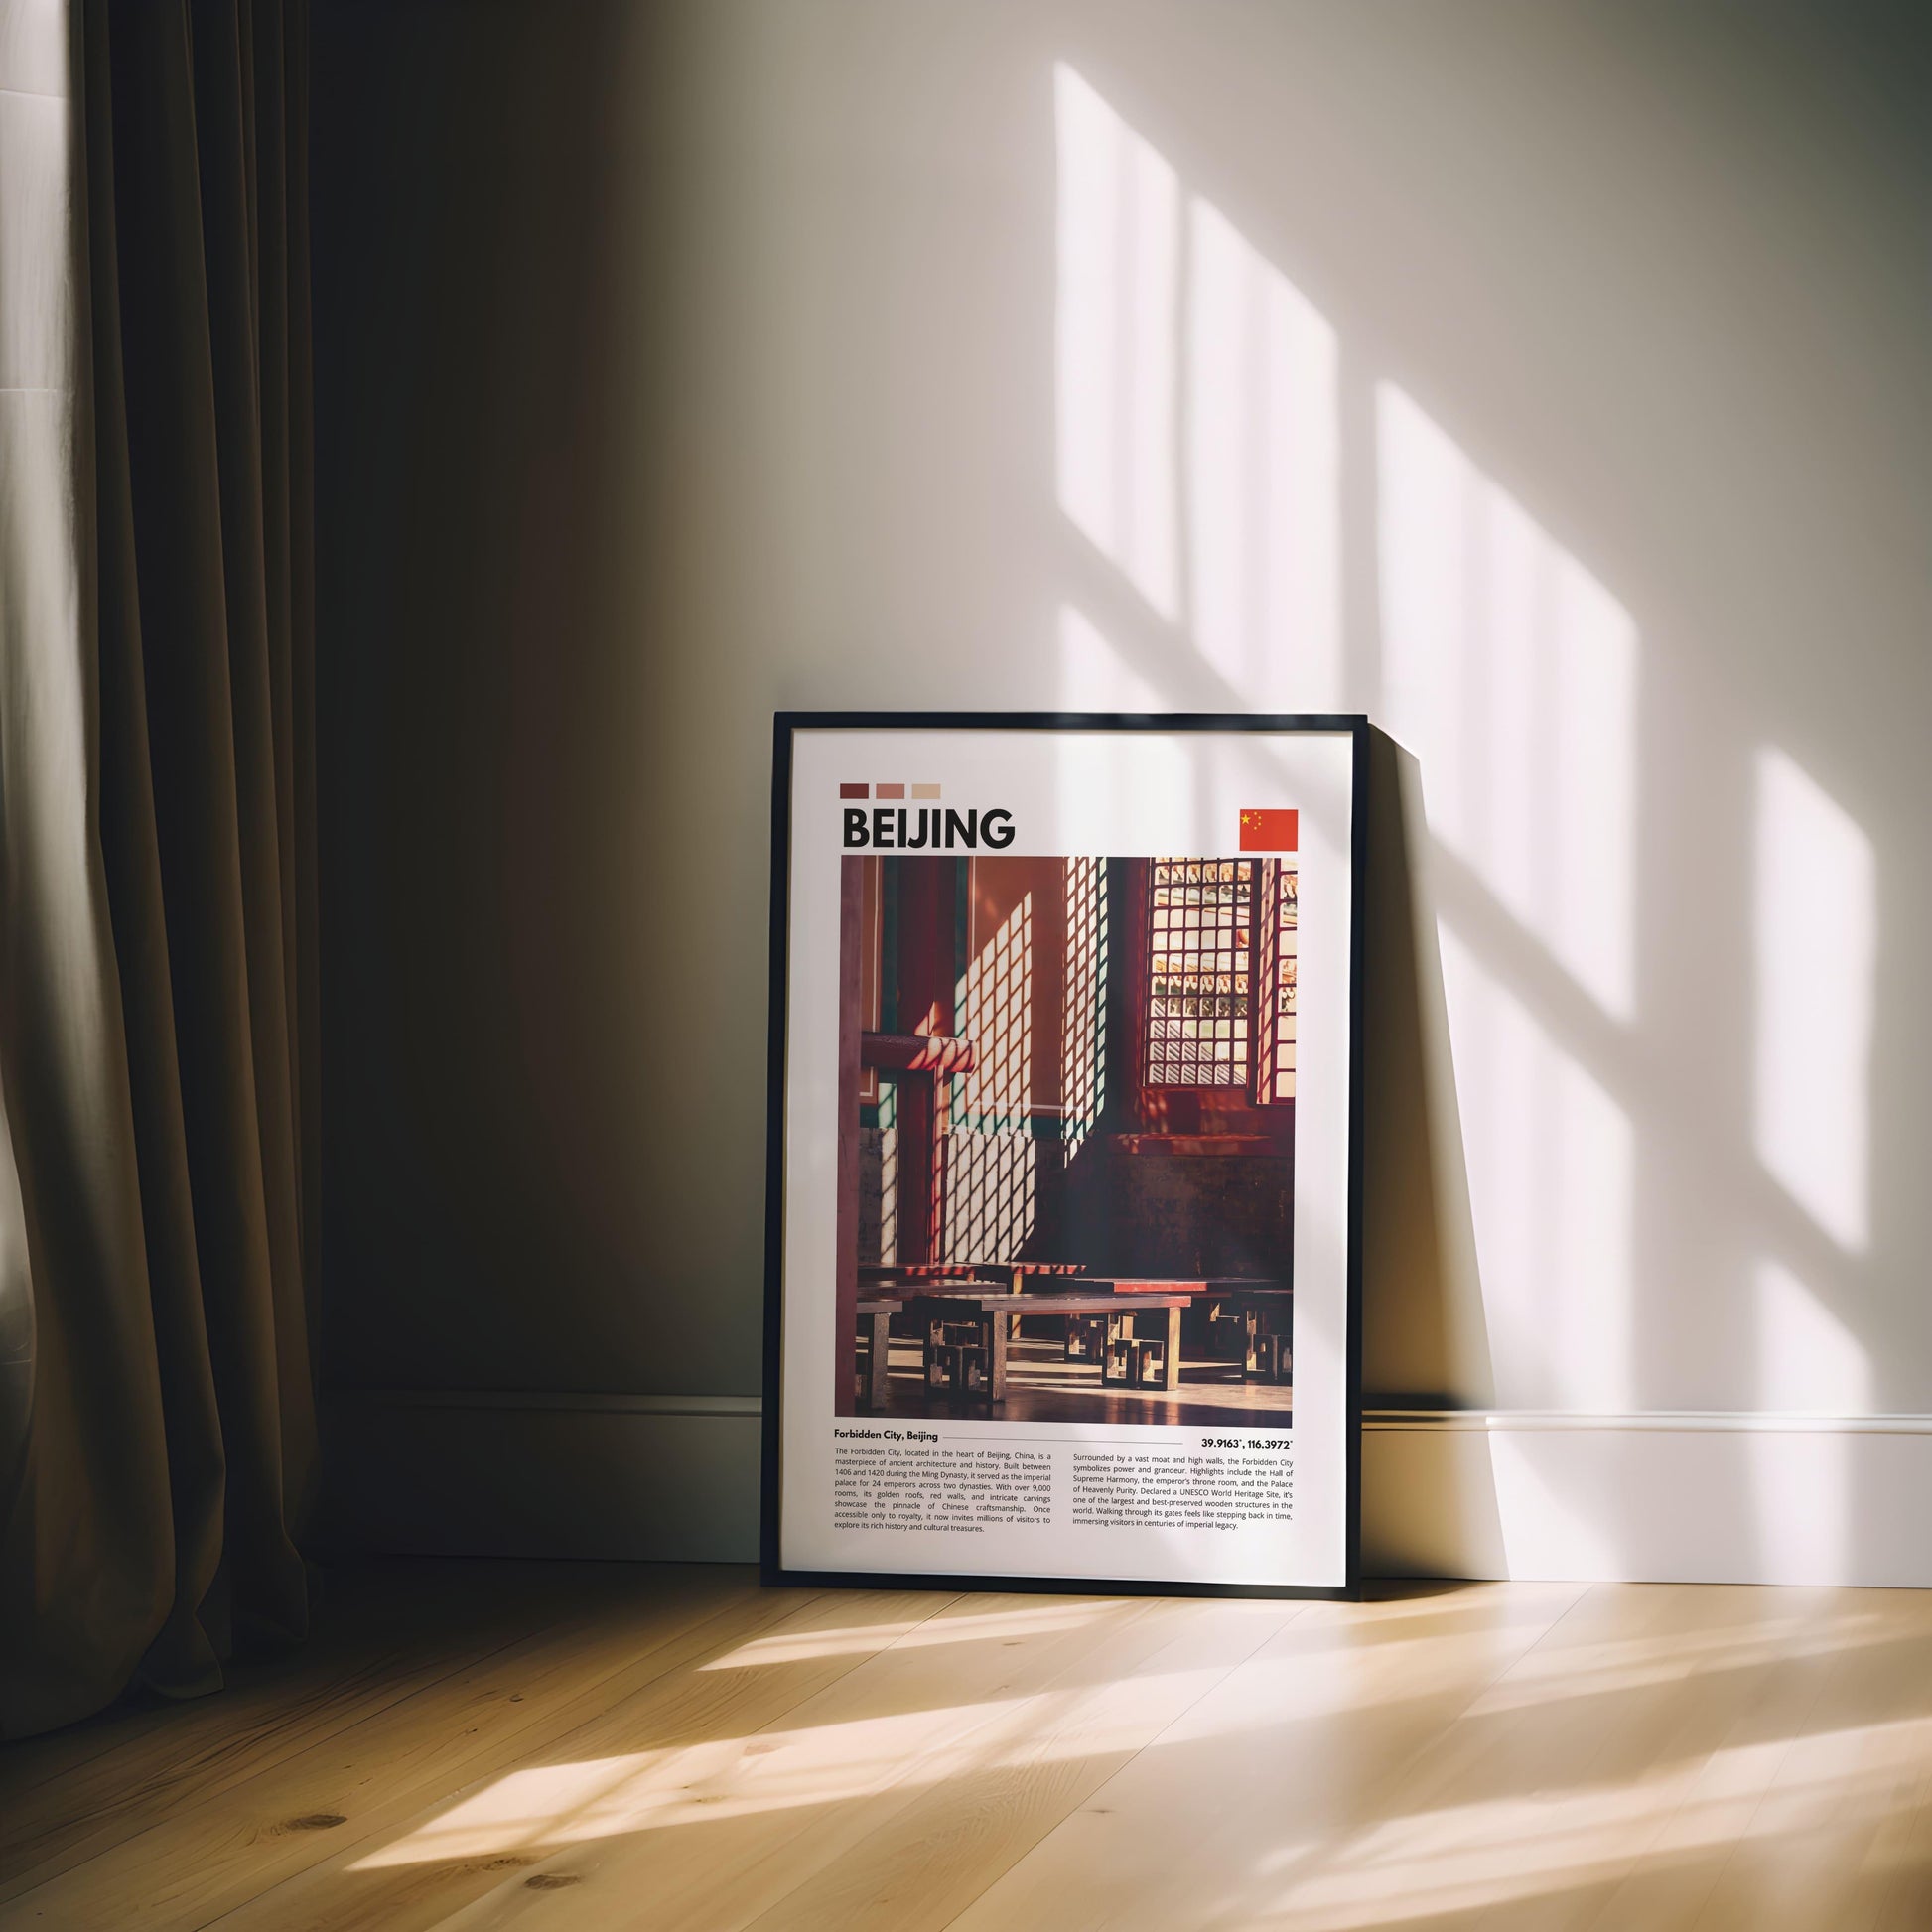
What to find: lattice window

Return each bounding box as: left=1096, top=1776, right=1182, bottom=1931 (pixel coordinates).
left=1145, top=860, right=1253, bottom=1087
left=1060, top=857, right=1109, bottom=1156
left=1255, top=862, right=1298, bottom=1103
left=954, top=892, right=1033, bottom=1133
left=944, top=890, right=1037, bottom=1260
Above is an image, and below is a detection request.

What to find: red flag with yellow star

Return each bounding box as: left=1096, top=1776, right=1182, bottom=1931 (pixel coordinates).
left=1239, top=807, right=1298, bottom=852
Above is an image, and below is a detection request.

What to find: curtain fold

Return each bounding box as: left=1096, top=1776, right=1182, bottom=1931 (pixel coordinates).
left=0, top=0, right=316, bottom=1739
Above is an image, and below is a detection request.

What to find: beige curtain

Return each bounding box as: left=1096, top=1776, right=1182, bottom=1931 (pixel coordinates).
left=0, top=0, right=317, bottom=1739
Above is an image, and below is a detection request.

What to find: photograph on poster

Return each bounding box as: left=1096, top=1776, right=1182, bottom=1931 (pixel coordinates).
left=842, top=849, right=1299, bottom=1428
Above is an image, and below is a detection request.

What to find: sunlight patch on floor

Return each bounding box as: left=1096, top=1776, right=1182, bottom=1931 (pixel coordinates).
left=1237, top=1713, right=1932, bottom=1931
left=349, top=1667, right=1227, bottom=1869
left=699, top=1599, right=1109, bottom=1670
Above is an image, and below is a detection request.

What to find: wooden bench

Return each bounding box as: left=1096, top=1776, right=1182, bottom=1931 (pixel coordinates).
left=1067, top=1279, right=1293, bottom=1386
left=1191, top=1284, right=1293, bottom=1384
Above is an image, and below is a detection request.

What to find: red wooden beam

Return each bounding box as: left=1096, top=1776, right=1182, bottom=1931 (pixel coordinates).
left=861, top=1032, right=976, bottom=1074
left=895, top=860, right=956, bottom=1265
left=834, top=859, right=863, bottom=1413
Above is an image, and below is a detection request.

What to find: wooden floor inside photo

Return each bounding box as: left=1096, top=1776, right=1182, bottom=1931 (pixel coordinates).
left=3, top=1560, right=1930, bottom=1930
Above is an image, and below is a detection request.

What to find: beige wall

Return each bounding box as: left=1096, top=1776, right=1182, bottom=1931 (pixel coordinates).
left=312, top=0, right=1930, bottom=1485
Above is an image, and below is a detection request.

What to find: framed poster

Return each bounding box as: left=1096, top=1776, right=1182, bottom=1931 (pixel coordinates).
left=761, top=713, right=1366, bottom=1598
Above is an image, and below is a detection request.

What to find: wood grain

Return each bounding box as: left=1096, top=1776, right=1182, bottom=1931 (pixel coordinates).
left=0, top=1560, right=624, bottom=1888
left=3, top=1565, right=1930, bottom=1931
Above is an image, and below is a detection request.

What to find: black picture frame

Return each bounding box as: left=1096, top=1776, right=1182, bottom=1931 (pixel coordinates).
left=761, top=711, right=1368, bottom=1600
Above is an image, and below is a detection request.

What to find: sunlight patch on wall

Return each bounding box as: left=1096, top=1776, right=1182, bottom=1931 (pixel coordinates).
left=1752, top=748, right=1875, bottom=1254
left=1054, top=64, right=1178, bottom=618
left=1185, top=199, right=1341, bottom=710
left=1378, top=384, right=1638, bottom=1022
left=1055, top=67, right=1344, bottom=718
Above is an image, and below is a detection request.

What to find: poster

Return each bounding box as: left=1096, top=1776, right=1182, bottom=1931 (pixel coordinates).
left=762, top=715, right=1365, bottom=1597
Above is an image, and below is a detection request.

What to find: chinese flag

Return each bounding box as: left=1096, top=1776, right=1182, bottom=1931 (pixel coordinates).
left=1239, top=807, right=1298, bottom=852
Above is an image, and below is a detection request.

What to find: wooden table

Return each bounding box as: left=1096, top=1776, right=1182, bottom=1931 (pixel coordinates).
left=867, top=1266, right=1084, bottom=1344
left=927, top=1291, right=1194, bottom=1396
left=872, top=1279, right=1007, bottom=1298
left=1080, top=1277, right=1286, bottom=1296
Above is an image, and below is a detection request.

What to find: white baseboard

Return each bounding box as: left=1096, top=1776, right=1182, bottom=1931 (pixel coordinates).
left=1363, top=1409, right=1932, bottom=1587
left=319, top=1393, right=1932, bottom=1587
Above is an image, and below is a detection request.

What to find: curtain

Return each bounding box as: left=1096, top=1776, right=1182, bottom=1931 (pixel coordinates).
left=0, top=0, right=317, bottom=1740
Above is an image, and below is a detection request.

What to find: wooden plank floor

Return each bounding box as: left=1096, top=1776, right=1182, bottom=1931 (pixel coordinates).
left=3, top=1564, right=1930, bottom=1930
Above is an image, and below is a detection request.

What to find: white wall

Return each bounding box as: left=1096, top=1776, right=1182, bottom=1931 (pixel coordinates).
left=315, top=0, right=1932, bottom=1584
